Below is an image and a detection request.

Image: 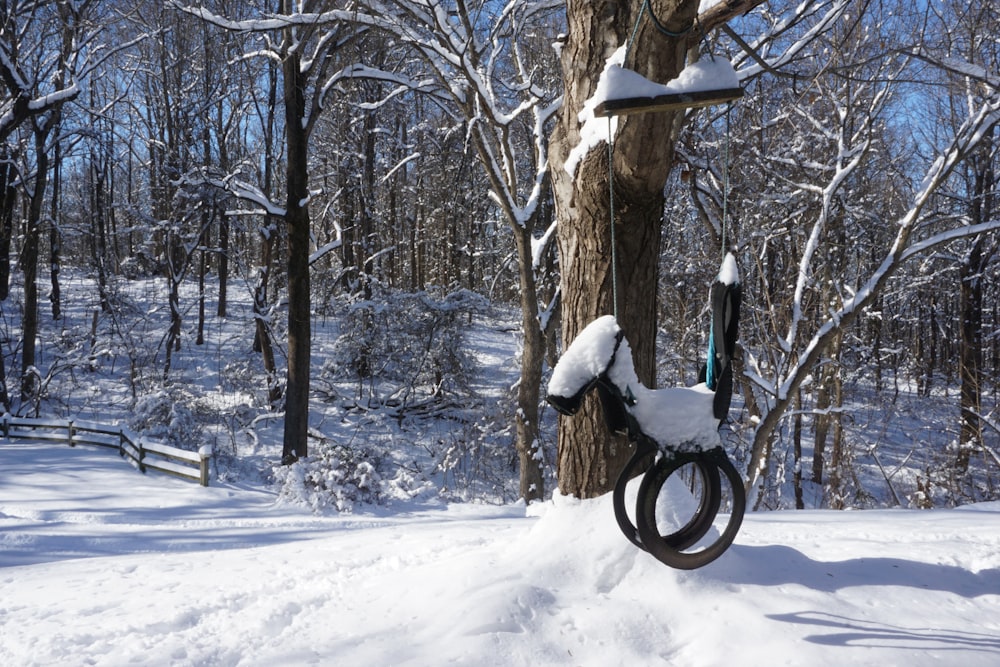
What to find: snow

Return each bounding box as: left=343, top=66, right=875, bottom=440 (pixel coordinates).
left=564, top=49, right=624, bottom=177
left=594, top=57, right=740, bottom=107
left=530, top=220, right=558, bottom=270
left=547, top=314, right=620, bottom=399
left=566, top=52, right=740, bottom=176
left=718, top=251, right=740, bottom=285
left=3, top=440, right=1000, bottom=666
left=27, top=82, right=81, bottom=110
left=627, top=383, right=719, bottom=449
left=548, top=316, right=722, bottom=450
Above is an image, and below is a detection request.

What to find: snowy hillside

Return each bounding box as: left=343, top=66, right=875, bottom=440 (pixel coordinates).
left=2, top=440, right=999, bottom=666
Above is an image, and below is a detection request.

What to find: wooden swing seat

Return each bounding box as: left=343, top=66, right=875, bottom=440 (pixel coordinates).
left=594, top=87, right=743, bottom=117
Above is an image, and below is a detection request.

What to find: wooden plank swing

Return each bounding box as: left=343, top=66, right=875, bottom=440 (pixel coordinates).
left=594, top=85, right=743, bottom=117
left=594, top=0, right=745, bottom=118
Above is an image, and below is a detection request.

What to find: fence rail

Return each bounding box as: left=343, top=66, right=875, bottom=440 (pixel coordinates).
left=1, top=414, right=212, bottom=486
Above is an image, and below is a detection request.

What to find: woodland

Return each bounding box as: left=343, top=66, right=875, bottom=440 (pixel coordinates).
left=1, top=0, right=999, bottom=511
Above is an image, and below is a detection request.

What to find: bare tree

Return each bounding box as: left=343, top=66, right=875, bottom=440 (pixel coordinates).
left=179, top=1, right=363, bottom=462
left=304, top=0, right=564, bottom=500
left=917, top=0, right=1000, bottom=482
left=1, top=1, right=92, bottom=407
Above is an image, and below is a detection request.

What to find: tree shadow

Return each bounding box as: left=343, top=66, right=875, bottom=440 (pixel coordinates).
left=766, top=610, right=1000, bottom=653
left=0, top=441, right=360, bottom=567
left=715, top=544, right=1000, bottom=598
left=708, top=544, right=1000, bottom=655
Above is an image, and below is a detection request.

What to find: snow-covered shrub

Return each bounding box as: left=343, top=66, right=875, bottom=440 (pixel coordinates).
left=916, top=440, right=1000, bottom=507
left=119, top=249, right=161, bottom=279
left=434, top=396, right=521, bottom=503
left=326, top=288, right=487, bottom=407
left=129, top=388, right=202, bottom=450
left=273, top=442, right=383, bottom=513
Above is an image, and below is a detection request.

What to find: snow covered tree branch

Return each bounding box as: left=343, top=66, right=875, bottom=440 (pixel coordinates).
left=743, top=74, right=1000, bottom=502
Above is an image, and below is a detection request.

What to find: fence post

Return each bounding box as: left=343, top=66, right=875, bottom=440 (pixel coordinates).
left=198, top=445, right=213, bottom=487
left=68, top=420, right=75, bottom=447
left=1, top=414, right=8, bottom=438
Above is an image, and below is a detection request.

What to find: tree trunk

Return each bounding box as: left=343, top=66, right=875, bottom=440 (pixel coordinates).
left=0, top=149, right=17, bottom=302
left=549, top=0, right=700, bottom=498
left=49, top=137, right=62, bottom=320
left=91, top=143, right=111, bottom=313
left=958, top=238, right=986, bottom=472
left=513, top=228, right=546, bottom=502
left=281, top=24, right=312, bottom=464
left=254, top=61, right=282, bottom=408
left=0, top=332, right=8, bottom=412
left=253, top=220, right=282, bottom=407
left=197, top=243, right=207, bottom=346
left=21, top=127, right=49, bottom=402
left=217, top=212, right=229, bottom=318
left=812, top=376, right=830, bottom=486
left=793, top=389, right=804, bottom=509
left=163, top=227, right=185, bottom=379
left=957, top=133, right=996, bottom=473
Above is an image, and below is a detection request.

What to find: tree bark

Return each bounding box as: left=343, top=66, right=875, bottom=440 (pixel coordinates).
left=254, top=61, right=282, bottom=408
left=792, top=390, right=804, bottom=510
left=217, top=210, right=229, bottom=318
left=49, top=137, right=62, bottom=320
left=21, top=125, right=49, bottom=402
left=513, top=227, right=546, bottom=502
left=957, top=135, right=997, bottom=473
left=281, top=21, right=312, bottom=463
left=958, top=236, right=986, bottom=473
left=0, top=149, right=17, bottom=302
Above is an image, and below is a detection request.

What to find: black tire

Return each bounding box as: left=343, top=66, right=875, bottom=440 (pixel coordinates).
left=635, top=448, right=745, bottom=570
left=612, top=448, right=655, bottom=550
left=613, top=448, right=721, bottom=551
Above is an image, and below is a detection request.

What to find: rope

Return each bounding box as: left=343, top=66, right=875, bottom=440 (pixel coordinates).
left=625, top=0, right=695, bottom=67
left=721, top=101, right=732, bottom=257
left=607, top=121, right=620, bottom=320
left=642, top=0, right=695, bottom=39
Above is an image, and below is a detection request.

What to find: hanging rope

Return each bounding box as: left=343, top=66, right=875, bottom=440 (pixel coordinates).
left=721, top=101, right=732, bottom=257
left=625, top=0, right=695, bottom=67
left=608, top=121, right=620, bottom=320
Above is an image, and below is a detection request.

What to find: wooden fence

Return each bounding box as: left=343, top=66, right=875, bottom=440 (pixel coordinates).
left=1, top=414, right=212, bottom=486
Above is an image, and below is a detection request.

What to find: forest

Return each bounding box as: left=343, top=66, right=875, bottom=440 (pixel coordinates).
left=1, top=0, right=998, bottom=511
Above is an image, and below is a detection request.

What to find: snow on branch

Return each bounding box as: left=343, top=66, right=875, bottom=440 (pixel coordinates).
left=735, top=0, right=851, bottom=80
left=309, top=239, right=344, bottom=265
left=26, top=83, right=81, bottom=111
left=911, top=51, right=1000, bottom=90
left=170, top=2, right=343, bottom=33
left=184, top=172, right=286, bottom=218
left=773, top=91, right=1000, bottom=403
left=322, top=63, right=449, bottom=111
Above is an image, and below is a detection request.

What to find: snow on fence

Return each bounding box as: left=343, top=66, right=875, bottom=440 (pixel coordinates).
left=0, top=414, right=212, bottom=486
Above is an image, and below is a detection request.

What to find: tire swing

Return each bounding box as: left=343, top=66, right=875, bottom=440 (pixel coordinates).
left=547, top=9, right=746, bottom=570
left=546, top=261, right=746, bottom=570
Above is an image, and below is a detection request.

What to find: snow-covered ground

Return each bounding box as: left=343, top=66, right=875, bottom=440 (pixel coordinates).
left=2, top=440, right=999, bottom=666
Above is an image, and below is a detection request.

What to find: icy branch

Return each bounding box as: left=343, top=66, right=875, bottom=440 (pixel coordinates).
left=774, top=93, right=1000, bottom=403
